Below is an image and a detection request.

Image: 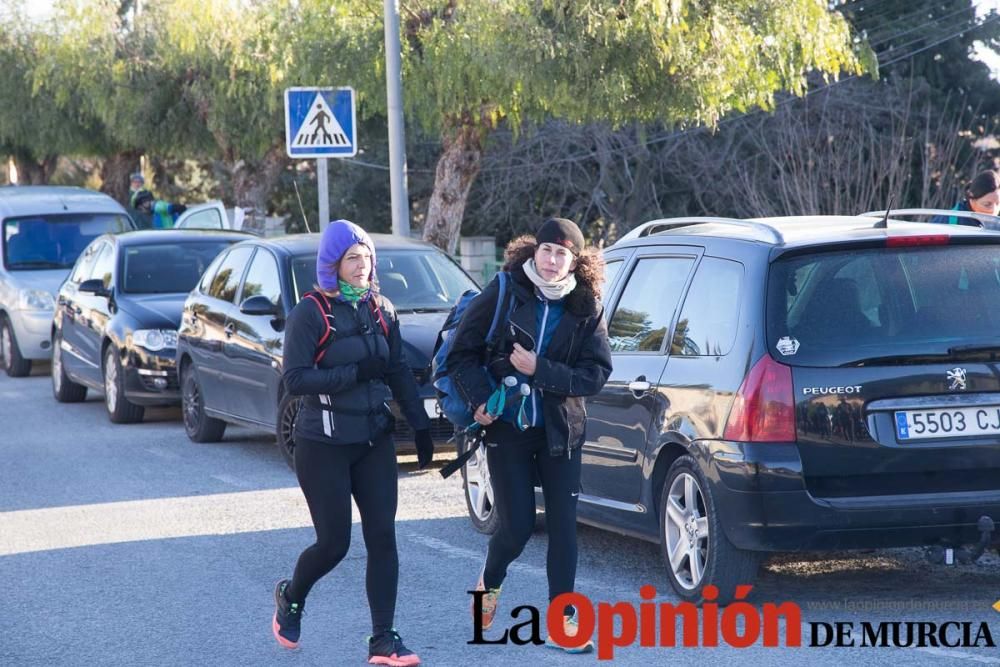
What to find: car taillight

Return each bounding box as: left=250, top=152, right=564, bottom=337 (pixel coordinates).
left=886, top=234, right=950, bottom=247
left=724, top=355, right=795, bottom=443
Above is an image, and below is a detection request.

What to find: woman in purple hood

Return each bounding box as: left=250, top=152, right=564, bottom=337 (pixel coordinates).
left=271, top=220, right=433, bottom=666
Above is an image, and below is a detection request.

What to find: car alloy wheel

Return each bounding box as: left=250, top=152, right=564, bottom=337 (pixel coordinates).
left=180, top=365, right=225, bottom=442
left=460, top=437, right=499, bottom=534
left=276, top=393, right=301, bottom=471
left=0, top=323, right=10, bottom=369
left=663, top=472, right=709, bottom=590
left=52, top=341, right=62, bottom=392
left=104, top=351, right=119, bottom=413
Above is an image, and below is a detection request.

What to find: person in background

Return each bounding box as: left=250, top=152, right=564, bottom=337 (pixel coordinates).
left=130, top=189, right=186, bottom=229
left=128, top=172, right=145, bottom=203
left=932, top=170, right=1000, bottom=225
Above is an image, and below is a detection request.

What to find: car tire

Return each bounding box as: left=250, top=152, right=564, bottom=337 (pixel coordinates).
left=51, top=331, right=87, bottom=403
left=103, top=346, right=144, bottom=424
left=181, top=363, right=226, bottom=442
left=459, top=433, right=499, bottom=535
left=276, top=393, right=300, bottom=471
left=1, top=316, right=32, bottom=377
left=659, top=455, right=761, bottom=604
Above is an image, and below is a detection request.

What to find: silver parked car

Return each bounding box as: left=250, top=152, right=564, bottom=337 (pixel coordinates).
left=0, top=186, right=133, bottom=376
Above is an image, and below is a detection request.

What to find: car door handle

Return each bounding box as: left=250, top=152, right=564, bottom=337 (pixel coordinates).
left=224, top=323, right=235, bottom=337
left=628, top=378, right=651, bottom=396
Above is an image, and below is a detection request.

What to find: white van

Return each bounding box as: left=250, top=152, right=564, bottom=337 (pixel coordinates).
left=0, top=186, right=133, bottom=376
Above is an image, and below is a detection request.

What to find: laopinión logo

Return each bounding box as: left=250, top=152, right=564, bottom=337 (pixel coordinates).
left=468, top=585, right=997, bottom=661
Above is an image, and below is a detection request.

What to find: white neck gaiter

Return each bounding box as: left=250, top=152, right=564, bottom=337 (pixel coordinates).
left=523, top=258, right=577, bottom=301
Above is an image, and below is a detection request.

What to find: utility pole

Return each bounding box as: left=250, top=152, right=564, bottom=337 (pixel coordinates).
left=384, top=0, right=410, bottom=237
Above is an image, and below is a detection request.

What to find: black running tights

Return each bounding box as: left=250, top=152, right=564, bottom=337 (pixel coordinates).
left=482, top=420, right=582, bottom=615
left=286, top=434, right=398, bottom=635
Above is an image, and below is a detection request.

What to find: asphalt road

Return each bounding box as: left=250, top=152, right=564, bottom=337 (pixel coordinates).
left=2, top=365, right=999, bottom=666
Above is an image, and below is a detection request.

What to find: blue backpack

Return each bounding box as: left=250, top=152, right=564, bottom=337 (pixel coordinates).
left=431, top=271, right=513, bottom=428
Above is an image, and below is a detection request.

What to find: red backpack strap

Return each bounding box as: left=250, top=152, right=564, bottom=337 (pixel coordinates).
left=303, top=291, right=335, bottom=364
left=369, top=297, right=390, bottom=338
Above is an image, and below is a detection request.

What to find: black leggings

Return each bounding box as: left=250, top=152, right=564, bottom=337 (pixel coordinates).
left=286, top=434, right=399, bottom=635
left=482, top=420, right=582, bottom=613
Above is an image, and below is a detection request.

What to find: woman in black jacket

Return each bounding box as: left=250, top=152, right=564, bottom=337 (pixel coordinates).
left=446, top=218, right=612, bottom=653
left=272, top=220, right=433, bottom=667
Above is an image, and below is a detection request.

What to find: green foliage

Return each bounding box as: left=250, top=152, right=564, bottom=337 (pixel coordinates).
left=398, top=0, right=871, bottom=133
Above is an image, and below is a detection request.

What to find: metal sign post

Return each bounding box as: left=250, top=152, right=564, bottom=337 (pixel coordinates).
left=284, top=87, right=357, bottom=232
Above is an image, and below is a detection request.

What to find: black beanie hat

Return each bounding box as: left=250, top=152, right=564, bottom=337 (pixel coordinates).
left=967, top=170, right=1000, bottom=200
left=535, top=217, right=585, bottom=256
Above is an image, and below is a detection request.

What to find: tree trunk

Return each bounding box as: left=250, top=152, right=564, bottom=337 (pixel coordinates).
left=100, top=150, right=141, bottom=207
left=423, top=120, right=484, bottom=254
left=231, top=145, right=287, bottom=234
left=13, top=153, right=57, bottom=185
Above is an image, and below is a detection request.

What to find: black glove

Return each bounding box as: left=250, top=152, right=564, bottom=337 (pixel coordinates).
left=414, top=429, right=434, bottom=469
left=356, top=356, right=387, bottom=382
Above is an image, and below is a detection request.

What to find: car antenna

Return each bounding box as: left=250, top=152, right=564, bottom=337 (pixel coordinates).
left=292, top=179, right=312, bottom=233
left=874, top=195, right=894, bottom=229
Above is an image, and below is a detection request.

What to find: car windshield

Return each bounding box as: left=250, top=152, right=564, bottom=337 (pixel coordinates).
left=291, top=248, right=478, bottom=310
left=2, top=213, right=132, bottom=270
left=767, top=244, right=1000, bottom=367
left=121, top=241, right=235, bottom=294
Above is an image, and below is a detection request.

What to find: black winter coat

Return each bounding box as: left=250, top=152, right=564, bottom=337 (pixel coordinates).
left=283, top=292, right=429, bottom=446
left=446, top=262, right=612, bottom=456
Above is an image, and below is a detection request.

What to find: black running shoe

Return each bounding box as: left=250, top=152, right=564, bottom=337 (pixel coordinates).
left=367, top=629, right=421, bottom=666
left=272, top=579, right=303, bottom=649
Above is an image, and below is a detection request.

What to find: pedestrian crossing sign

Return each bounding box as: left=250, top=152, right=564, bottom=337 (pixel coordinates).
left=284, top=87, right=357, bottom=158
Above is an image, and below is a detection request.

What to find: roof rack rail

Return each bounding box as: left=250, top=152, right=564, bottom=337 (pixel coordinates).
left=619, top=217, right=784, bottom=244
left=860, top=208, right=1000, bottom=229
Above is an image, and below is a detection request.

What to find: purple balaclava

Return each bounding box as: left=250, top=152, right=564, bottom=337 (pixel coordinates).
left=316, top=219, right=377, bottom=292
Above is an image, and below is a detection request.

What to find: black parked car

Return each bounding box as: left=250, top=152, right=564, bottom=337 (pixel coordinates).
left=460, top=215, right=1000, bottom=603
left=175, top=233, right=477, bottom=468
left=51, top=230, right=250, bottom=423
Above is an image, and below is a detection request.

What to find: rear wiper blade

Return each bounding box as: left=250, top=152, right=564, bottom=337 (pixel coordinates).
left=947, top=343, right=1000, bottom=355
left=841, top=353, right=952, bottom=367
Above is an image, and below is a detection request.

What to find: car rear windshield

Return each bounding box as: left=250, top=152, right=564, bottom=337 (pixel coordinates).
left=291, top=249, right=478, bottom=311
left=767, top=245, right=1000, bottom=367
left=122, top=241, right=234, bottom=294
left=2, top=213, right=132, bottom=270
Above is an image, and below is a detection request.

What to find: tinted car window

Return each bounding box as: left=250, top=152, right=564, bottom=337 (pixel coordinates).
left=767, top=246, right=1000, bottom=366
left=290, top=249, right=477, bottom=308
left=69, top=243, right=102, bottom=285
left=2, top=213, right=132, bottom=270
left=207, top=246, right=253, bottom=303
left=199, top=250, right=227, bottom=293
left=91, top=243, right=116, bottom=289
left=672, top=257, right=744, bottom=356
left=240, top=249, right=282, bottom=306
left=607, top=256, right=694, bottom=353
left=179, top=208, right=223, bottom=230
left=122, top=241, right=236, bottom=294
left=601, top=260, right=623, bottom=307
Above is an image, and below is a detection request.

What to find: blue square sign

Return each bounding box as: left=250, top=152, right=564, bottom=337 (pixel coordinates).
left=284, top=87, right=357, bottom=158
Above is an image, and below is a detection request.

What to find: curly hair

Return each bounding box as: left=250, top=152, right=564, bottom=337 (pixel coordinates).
left=502, top=234, right=606, bottom=299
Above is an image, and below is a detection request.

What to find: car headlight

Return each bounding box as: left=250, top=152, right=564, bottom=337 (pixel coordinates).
left=132, top=329, right=178, bottom=352
left=18, top=289, right=55, bottom=311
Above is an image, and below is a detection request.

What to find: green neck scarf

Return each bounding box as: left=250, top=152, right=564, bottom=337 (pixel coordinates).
left=338, top=279, right=370, bottom=306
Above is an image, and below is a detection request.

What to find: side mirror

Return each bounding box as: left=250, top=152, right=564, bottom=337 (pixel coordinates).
left=79, top=278, right=110, bottom=297
left=240, top=294, right=281, bottom=317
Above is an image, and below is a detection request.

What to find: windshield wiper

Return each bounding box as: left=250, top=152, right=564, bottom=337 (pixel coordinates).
left=8, top=260, right=66, bottom=269
left=397, top=307, right=449, bottom=314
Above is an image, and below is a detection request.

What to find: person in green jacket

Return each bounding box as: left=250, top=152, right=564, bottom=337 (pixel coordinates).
left=131, top=189, right=187, bottom=229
